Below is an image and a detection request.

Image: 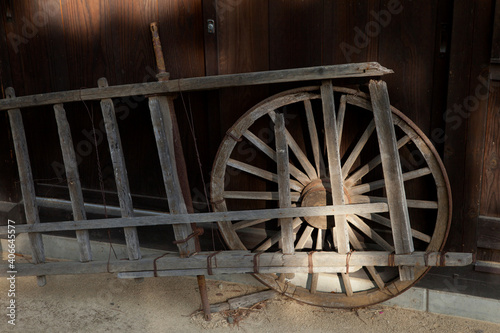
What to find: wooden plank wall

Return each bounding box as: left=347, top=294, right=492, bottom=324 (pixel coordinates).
left=2, top=0, right=497, bottom=258
left=0, top=0, right=209, bottom=214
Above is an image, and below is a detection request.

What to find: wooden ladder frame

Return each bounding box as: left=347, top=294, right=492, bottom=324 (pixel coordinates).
left=0, top=63, right=470, bottom=284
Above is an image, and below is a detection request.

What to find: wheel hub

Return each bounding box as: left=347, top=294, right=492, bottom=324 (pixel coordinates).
left=301, top=179, right=351, bottom=229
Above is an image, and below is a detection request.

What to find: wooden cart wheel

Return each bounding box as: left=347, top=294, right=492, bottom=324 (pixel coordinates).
left=210, top=86, right=451, bottom=308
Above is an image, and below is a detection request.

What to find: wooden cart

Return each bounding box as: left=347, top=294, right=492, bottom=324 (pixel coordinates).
left=0, top=58, right=468, bottom=311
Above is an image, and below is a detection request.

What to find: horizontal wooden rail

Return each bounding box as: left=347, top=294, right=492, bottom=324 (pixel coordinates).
left=0, top=203, right=388, bottom=234
left=0, top=251, right=472, bottom=278
left=0, top=63, right=392, bottom=111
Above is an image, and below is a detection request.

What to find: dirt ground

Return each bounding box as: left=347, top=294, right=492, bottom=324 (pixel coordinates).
left=1, top=272, right=499, bottom=333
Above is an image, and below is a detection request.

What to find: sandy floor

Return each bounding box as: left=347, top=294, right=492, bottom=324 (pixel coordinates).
left=1, top=272, right=499, bottom=333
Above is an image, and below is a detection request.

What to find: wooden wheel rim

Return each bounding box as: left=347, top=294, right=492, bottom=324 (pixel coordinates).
left=210, top=86, right=451, bottom=308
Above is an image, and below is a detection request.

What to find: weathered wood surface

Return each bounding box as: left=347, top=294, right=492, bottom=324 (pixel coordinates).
left=210, top=290, right=278, bottom=313
left=369, top=80, right=414, bottom=281
left=0, top=203, right=388, bottom=234
left=6, top=88, right=46, bottom=287
left=0, top=251, right=472, bottom=278
left=54, top=103, right=92, bottom=262
left=477, top=216, right=500, bottom=251
left=148, top=95, right=196, bottom=256
left=275, top=112, right=294, bottom=254
left=99, top=78, right=141, bottom=261
left=321, top=80, right=349, bottom=254
left=0, top=63, right=392, bottom=111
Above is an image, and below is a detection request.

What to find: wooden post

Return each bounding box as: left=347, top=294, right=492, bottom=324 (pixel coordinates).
left=275, top=112, right=294, bottom=254
left=6, top=87, right=46, bottom=287
left=98, top=78, right=142, bottom=261
left=54, top=104, right=92, bottom=262
left=369, top=80, right=415, bottom=281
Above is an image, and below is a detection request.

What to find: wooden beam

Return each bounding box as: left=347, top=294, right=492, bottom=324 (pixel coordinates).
left=0, top=63, right=393, bottom=111
left=54, top=104, right=91, bottom=262
left=321, top=80, right=349, bottom=254
left=99, top=78, right=141, bottom=261
left=0, top=203, right=388, bottom=234
left=0, top=251, right=472, bottom=278
left=369, top=80, right=414, bottom=281
left=275, top=112, right=294, bottom=254
left=148, top=95, right=196, bottom=256
left=6, top=88, right=46, bottom=287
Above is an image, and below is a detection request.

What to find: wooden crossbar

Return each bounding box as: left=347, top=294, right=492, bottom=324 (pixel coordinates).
left=0, top=251, right=472, bottom=278
left=0, top=203, right=388, bottom=234
left=0, top=63, right=392, bottom=111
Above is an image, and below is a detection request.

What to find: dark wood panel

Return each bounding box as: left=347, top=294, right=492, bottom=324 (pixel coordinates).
left=323, top=0, right=380, bottom=65
left=378, top=0, right=438, bottom=134
left=216, top=0, right=270, bottom=211
left=491, top=0, right=500, bottom=63
left=480, top=80, right=500, bottom=218
left=106, top=0, right=157, bottom=84
left=269, top=0, right=323, bottom=70
left=477, top=216, right=500, bottom=250
left=443, top=1, right=493, bottom=253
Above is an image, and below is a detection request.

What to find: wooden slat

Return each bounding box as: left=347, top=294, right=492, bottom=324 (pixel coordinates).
left=0, top=63, right=393, bottom=111
left=321, top=80, right=349, bottom=254
left=148, top=95, right=196, bottom=256
left=369, top=80, right=414, bottom=281
left=98, top=78, right=141, bottom=261
left=1, top=251, right=473, bottom=278
left=357, top=213, right=431, bottom=243
left=0, top=203, right=389, bottom=234
left=6, top=88, right=46, bottom=287
left=54, top=104, right=91, bottom=262
left=275, top=112, right=294, bottom=254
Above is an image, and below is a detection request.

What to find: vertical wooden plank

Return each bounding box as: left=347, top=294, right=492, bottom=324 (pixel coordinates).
left=98, top=78, right=141, bottom=261
left=148, top=95, right=196, bottom=256
left=480, top=80, right=500, bottom=218
left=444, top=0, right=494, bottom=254
left=6, top=87, right=46, bottom=286
left=369, top=80, right=414, bottom=281
left=275, top=112, right=294, bottom=254
left=321, top=80, right=349, bottom=255
left=269, top=0, right=323, bottom=70
left=54, top=103, right=92, bottom=262
left=106, top=0, right=157, bottom=84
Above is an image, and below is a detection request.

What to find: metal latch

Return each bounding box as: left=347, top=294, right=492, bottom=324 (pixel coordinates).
left=207, top=19, right=215, bottom=34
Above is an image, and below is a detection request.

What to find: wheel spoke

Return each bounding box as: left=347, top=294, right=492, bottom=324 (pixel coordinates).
left=233, top=219, right=271, bottom=231
left=351, top=195, right=438, bottom=209
left=243, top=130, right=310, bottom=185
left=269, top=111, right=318, bottom=180
left=304, top=100, right=326, bottom=178
left=347, top=226, right=385, bottom=290
left=345, top=135, right=411, bottom=187
left=349, top=167, right=432, bottom=196
left=254, top=218, right=302, bottom=252
left=341, top=119, right=376, bottom=178
left=227, top=158, right=303, bottom=192
left=346, top=214, right=394, bottom=251
left=223, top=191, right=301, bottom=202
left=295, top=225, right=314, bottom=250
left=337, top=95, right=347, bottom=147
left=356, top=213, right=431, bottom=243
